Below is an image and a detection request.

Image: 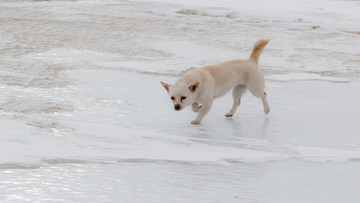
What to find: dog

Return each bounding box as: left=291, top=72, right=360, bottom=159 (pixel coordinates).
left=160, top=39, right=270, bottom=124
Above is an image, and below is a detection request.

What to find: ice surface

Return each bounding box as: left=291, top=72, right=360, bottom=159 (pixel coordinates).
left=1, top=0, right=360, bottom=202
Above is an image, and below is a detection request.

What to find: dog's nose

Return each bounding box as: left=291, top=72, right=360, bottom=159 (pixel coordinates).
left=174, top=104, right=181, bottom=111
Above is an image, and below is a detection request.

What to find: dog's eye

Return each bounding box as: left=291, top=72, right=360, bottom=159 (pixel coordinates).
left=171, top=97, right=175, bottom=101
left=181, top=96, right=186, bottom=102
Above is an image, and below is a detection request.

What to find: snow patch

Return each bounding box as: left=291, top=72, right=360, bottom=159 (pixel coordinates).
left=151, top=40, right=242, bottom=62
left=267, top=73, right=349, bottom=82
left=25, top=49, right=123, bottom=66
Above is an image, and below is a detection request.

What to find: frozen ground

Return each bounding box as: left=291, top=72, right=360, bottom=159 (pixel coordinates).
left=0, top=0, right=360, bottom=202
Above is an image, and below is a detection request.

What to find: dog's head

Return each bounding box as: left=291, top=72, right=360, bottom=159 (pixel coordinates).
left=160, top=81, right=199, bottom=111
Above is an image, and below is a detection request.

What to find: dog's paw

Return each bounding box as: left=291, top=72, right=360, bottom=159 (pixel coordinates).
left=225, top=113, right=233, bottom=117
left=191, top=120, right=201, bottom=125
left=264, top=106, right=270, bottom=114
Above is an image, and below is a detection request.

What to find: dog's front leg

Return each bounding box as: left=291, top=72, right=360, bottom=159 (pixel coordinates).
left=191, top=102, right=202, bottom=112
left=191, top=100, right=213, bottom=124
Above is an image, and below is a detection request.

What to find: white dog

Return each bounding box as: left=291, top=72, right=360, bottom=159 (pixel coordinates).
left=161, top=39, right=270, bottom=124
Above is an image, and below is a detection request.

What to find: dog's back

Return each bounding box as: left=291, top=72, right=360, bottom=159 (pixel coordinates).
left=201, top=39, right=269, bottom=98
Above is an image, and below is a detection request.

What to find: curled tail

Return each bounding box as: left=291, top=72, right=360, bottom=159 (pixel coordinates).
left=249, top=39, right=269, bottom=66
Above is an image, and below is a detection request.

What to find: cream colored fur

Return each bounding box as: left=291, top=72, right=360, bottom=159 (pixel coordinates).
left=161, top=39, right=270, bottom=124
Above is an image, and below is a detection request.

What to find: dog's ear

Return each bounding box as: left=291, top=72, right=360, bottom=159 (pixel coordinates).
left=188, top=82, right=199, bottom=93
left=160, top=81, right=171, bottom=92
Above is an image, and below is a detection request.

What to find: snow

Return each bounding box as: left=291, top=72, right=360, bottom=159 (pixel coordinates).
left=131, top=0, right=360, bottom=28
left=0, top=0, right=360, bottom=202
left=266, top=73, right=349, bottom=82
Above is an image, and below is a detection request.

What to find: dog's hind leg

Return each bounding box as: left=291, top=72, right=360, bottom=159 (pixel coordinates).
left=247, top=79, right=270, bottom=115
left=225, top=85, right=247, bottom=117
left=261, top=92, right=270, bottom=114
